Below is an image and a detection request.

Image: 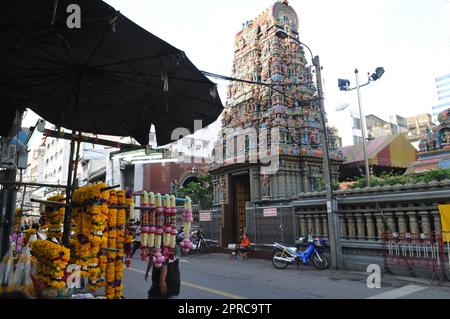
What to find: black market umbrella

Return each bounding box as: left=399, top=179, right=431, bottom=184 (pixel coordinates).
left=0, top=0, right=223, bottom=146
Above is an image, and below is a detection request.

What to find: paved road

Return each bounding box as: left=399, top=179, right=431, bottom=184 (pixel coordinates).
left=123, top=253, right=450, bottom=299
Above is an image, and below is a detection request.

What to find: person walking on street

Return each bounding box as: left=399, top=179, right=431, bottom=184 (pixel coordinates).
left=145, top=251, right=181, bottom=299
left=131, top=221, right=141, bottom=257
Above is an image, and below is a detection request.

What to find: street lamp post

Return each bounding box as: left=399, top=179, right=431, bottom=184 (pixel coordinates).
left=338, top=67, right=385, bottom=188
left=355, top=69, right=371, bottom=188
left=276, top=29, right=343, bottom=270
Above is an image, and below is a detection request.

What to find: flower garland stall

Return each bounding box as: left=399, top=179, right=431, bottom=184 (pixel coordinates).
left=22, top=183, right=186, bottom=299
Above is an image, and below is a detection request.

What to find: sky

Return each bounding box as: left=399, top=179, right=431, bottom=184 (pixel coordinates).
left=23, top=0, right=450, bottom=147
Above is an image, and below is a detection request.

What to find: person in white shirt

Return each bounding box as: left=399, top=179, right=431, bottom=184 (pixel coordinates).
left=131, top=221, right=141, bottom=257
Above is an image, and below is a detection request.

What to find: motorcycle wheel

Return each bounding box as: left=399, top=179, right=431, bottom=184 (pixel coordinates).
left=199, top=241, right=211, bottom=253
left=272, top=250, right=289, bottom=269
left=312, top=252, right=329, bottom=270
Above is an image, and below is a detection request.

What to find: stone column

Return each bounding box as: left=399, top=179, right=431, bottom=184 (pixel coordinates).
left=346, top=214, right=356, bottom=239
left=299, top=214, right=307, bottom=236
left=339, top=215, right=347, bottom=239
left=419, top=211, right=431, bottom=235
left=321, top=214, right=329, bottom=238
left=431, top=210, right=442, bottom=235
left=365, top=213, right=376, bottom=240
left=397, top=212, right=408, bottom=234
left=374, top=213, right=385, bottom=241
left=314, top=215, right=322, bottom=236
left=355, top=213, right=366, bottom=240
left=407, top=212, right=419, bottom=235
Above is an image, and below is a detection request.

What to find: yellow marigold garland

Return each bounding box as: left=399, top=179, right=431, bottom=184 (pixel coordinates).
left=71, top=183, right=109, bottom=291
left=45, top=194, right=65, bottom=241
left=30, top=240, right=70, bottom=289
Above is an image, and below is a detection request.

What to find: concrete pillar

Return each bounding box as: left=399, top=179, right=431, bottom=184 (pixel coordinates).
left=431, top=210, right=442, bottom=235
left=279, top=170, right=286, bottom=199
left=355, top=213, right=366, bottom=240
left=374, top=213, right=386, bottom=241
left=297, top=165, right=302, bottom=194
left=302, top=164, right=309, bottom=193
left=321, top=214, right=329, bottom=238
left=365, top=213, right=376, bottom=240
left=339, top=214, right=347, bottom=239
left=314, top=214, right=321, bottom=236
left=419, top=211, right=431, bottom=235
left=299, top=214, right=307, bottom=236
left=397, top=212, right=408, bottom=234
left=407, top=212, right=419, bottom=235
left=346, top=214, right=356, bottom=239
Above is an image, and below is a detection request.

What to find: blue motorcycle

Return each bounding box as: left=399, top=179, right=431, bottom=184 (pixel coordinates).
left=272, top=235, right=329, bottom=270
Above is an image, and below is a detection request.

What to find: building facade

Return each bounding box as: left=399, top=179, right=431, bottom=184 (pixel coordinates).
left=405, top=113, right=436, bottom=150
left=433, top=73, right=450, bottom=123
left=210, top=1, right=343, bottom=245
left=365, top=114, right=408, bottom=139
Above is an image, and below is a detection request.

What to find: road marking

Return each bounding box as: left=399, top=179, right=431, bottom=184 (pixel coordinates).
left=367, top=285, right=427, bottom=299
left=126, top=267, right=247, bottom=299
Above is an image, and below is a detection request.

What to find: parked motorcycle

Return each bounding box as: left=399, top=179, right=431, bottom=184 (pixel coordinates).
left=272, top=235, right=329, bottom=270
left=191, top=228, right=211, bottom=254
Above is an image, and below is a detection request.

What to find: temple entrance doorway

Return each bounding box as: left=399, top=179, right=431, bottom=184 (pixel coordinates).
left=231, top=173, right=250, bottom=243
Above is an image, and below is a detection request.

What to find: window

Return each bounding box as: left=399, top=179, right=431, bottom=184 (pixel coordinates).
left=353, top=136, right=363, bottom=145
left=352, top=117, right=361, bottom=130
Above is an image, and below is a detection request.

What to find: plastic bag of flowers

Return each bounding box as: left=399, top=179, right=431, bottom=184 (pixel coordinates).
left=0, top=244, right=15, bottom=289
left=12, top=245, right=33, bottom=288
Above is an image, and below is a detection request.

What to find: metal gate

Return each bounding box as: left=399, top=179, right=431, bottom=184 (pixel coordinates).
left=382, top=231, right=448, bottom=282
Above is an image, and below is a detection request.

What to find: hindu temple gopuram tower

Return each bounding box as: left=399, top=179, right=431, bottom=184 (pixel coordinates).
left=209, top=1, right=343, bottom=245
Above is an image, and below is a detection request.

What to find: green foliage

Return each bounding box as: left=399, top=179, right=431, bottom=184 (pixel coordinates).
left=176, top=175, right=214, bottom=210
left=316, top=179, right=341, bottom=191
left=348, top=169, right=450, bottom=189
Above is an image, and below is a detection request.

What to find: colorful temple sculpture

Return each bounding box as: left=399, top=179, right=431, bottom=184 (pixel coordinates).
left=209, top=1, right=343, bottom=244
left=407, top=108, right=450, bottom=173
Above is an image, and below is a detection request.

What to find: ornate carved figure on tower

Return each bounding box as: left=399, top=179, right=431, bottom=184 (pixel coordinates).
left=261, top=174, right=270, bottom=199
left=408, top=108, right=450, bottom=173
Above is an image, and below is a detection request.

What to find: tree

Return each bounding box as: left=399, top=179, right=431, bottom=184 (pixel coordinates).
left=176, top=175, right=214, bottom=210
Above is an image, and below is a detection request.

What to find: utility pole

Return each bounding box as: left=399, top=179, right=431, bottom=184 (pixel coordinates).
left=314, top=56, right=344, bottom=270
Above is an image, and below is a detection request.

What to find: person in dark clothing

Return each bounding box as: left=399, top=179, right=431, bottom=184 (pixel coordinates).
left=145, top=258, right=180, bottom=299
